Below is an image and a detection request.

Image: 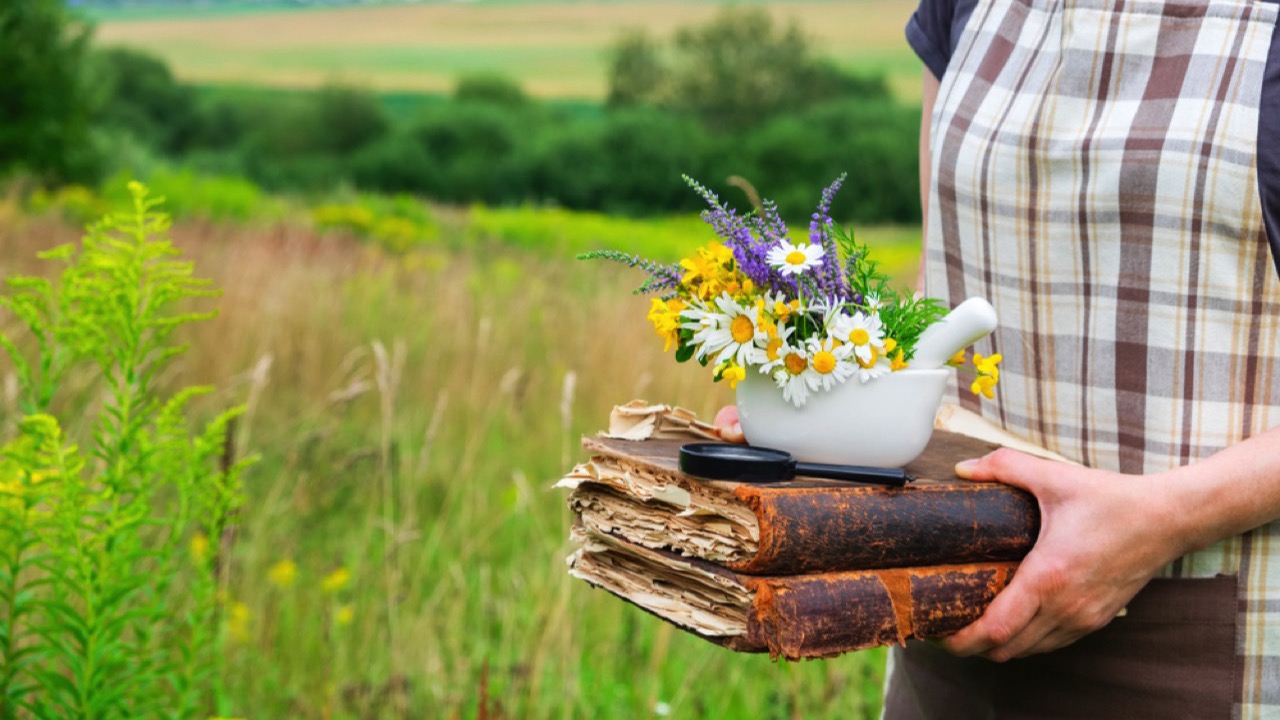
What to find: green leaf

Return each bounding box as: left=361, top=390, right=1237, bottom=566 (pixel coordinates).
left=675, top=341, right=695, bottom=363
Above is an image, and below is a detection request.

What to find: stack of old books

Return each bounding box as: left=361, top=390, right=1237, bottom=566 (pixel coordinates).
left=561, top=401, right=1064, bottom=660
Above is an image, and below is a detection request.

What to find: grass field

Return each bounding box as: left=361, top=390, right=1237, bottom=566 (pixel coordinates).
left=93, top=0, right=926, bottom=102
left=0, top=190, right=922, bottom=717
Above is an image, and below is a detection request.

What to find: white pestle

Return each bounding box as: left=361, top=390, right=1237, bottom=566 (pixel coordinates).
left=909, top=297, right=998, bottom=370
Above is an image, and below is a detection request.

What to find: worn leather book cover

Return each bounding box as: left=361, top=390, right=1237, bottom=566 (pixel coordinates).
left=568, top=523, right=1017, bottom=659
left=560, top=430, right=1040, bottom=575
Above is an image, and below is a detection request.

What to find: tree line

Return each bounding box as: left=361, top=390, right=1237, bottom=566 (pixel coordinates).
left=2, top=2, right=923, bottom=223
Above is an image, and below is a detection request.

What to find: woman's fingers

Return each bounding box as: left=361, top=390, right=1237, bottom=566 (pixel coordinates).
left=713, top=405, right=746, bottom=444
left=942, top=573, right=1041, bottom=657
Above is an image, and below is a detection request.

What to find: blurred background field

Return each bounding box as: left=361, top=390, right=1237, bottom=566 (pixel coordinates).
left=92, top=0, right=924, bottom=101
left=0, top=1, right=925, bottom=717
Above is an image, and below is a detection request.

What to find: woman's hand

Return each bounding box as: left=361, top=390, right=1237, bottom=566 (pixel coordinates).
left=713, top=405, right=746, bottom=444
left=940, top=449, right=1190, bottom=662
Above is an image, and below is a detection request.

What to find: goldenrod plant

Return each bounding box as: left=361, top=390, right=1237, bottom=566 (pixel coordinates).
left=0, top=183, right=251, bottom=718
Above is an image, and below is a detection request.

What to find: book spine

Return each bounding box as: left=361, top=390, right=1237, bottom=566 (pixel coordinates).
left=732, top=486, right=1038, bottom=574
left=743, top=563, right=1018, bottom=660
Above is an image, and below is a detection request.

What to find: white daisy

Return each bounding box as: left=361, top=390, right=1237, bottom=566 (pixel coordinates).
left=766, top=241, right=825, bottom=276
left=830, top=310, right=885, bottom=365
left=804, top=336, right=855, bottom=391
left=771, top=345, right=815, bottom=407
left=759, top=324, right=798, bottom=375
left=809, top=296, right=850, bottom=335
left=682, top=293, right=766, bottom=368
left=852, top=342, right=891, bottom=383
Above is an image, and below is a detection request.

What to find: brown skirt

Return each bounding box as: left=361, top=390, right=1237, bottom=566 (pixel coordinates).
left=882, top=576, right=1239, bottom=720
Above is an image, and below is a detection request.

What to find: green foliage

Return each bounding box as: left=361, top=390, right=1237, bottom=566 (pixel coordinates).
left=607, top=7, right=890, bottom=132
left=311, top=85, right=392, bottom=155
left=312, top=193, right=440, bottom=253
left=348, top=134, right=439, bottom=195
left=741, top=99, right=922, bottom=223
left=835, top=223, right=945, bottom=360
left=237, top=85, right=391, bottom=191
left=453, top=73, right=528, bottom=107
left=467, top=204, right=708, bottom=261
left=94, top=47, right=200, bottom=154
left=103, top=168, right=275, bottom=222
left=0, top=183, right=251, bottom=717
left=60, top=10, right=923, bottom=223
left=410, top=103, right=533, bottom=203
left=606, top=30, right=667, bottom=108
left=0, top=0, right=102, bottom=184
left=28, top=169, right=282, bottom=225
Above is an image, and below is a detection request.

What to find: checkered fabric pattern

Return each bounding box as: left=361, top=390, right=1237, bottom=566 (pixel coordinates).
left=923, top=0, right=1280, bottom=712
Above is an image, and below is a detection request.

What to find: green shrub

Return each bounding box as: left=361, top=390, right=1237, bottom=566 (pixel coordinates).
left=25, top=184, right=110, bottom=226
left=311, top=84, right=391, bottom=156
left=0, top=1, right=101, bottom=184
left=739, top=99, right=921, bottom=223
left=102, top=167, right=274, bottom=222
left=606, top=7, right=891, bottom=133
left=94, top=47, right=200, bottom=154
left=523, top=108, right=708, bottom=214
left=348, top=133, right=438, bottom=195
left=410, top=104, right=536, bottom=203
left=453, top=73, right=528, bottom=107
left=313, top=193, right=439, bottom=252
left=0, top=183, right=251, bottom=717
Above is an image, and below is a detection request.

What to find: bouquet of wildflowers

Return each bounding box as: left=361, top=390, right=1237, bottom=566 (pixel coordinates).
left=581, top=176, right=1000, bottom=407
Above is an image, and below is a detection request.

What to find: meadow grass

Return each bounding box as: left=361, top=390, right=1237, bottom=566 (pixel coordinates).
left=94, top=0, right=925, bottom=102
left=0, top=194, right=921, bottom=718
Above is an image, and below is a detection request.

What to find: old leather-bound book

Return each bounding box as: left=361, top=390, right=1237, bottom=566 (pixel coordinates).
left=567, top=522, right=1017, bottom=659
left=559, top=428, right=1041, bottom=575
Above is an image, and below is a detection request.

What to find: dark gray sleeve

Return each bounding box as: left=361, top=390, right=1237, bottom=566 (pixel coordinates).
left=906, top=0, right=959, bottom=81
left=1259, top=27, right=1280, bottom=280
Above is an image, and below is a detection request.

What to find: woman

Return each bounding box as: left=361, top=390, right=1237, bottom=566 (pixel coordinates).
left=719, top=0, right=1280, bottom=714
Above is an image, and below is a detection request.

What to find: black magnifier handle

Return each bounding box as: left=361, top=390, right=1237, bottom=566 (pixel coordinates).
left=790, top=460, right=911, bottom=487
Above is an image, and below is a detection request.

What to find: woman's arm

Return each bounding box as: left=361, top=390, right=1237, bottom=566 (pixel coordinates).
left=942, top=423, right=1280, bottom=661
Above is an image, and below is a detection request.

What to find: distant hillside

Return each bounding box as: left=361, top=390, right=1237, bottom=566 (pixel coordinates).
left=91, top=0, right=921, bottom=101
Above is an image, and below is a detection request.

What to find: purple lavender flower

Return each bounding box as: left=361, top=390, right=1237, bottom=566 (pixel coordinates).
left=681, top=174, right=857, bottom=301
left=685, top=175, right=778, bottom=289
left=810, top=174, right=848, bottom=297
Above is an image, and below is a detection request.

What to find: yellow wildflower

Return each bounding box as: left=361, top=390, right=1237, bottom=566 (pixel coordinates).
left=680, top=241, right=744, bottom=301
left=773, top=300, right=799, bottom=323
left=268, top=559, right=297, bottom=589
left=948, top=350, right=967, bottom=367
left=189, top=533, right=210, bottom=564
left=974, top=352, right=1003, bottom=379
left=883, top=338, right=898, bottom=354
left=335, top=604, right=355, bottom=627
left=227, top=601, right=251, bottom=644
left=971, top=374, right=998, bottom=400
left=718, top=362, right=747, bottom=389
left=647, top=298, right=686, bottom=352
left=756, top=313, right=777, bottom=339
left=322, top=567, right=351, bottom=595
left=703, top=241, right=734, bottom=266
left=680, top=254, right=713, bottom=288
left=890, top=348, right=909, bottom=371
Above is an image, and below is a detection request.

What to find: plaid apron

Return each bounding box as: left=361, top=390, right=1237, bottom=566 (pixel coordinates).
left=915, top=0, right=1280, bottom=713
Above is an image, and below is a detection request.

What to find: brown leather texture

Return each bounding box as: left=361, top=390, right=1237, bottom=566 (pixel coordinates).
left=743, top=563, right=1018, bottom=660
left=584, top=431, right=1040, bottom=574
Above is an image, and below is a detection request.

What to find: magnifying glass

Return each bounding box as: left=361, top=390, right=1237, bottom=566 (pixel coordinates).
left=678, top=443, right=912, bottom=487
